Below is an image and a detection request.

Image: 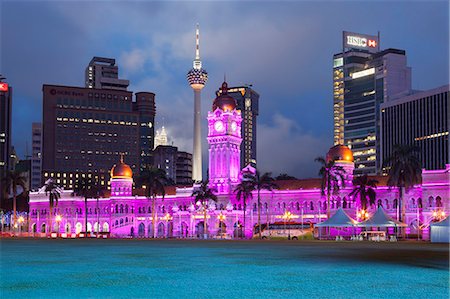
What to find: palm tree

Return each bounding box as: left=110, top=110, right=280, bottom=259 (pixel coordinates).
left=241, top=170, right=278, bottom=239
left=315, top=157, right=346, bottom=218
left=385, top=144, right=422, bottom=224
left=74, top=177, right=97, bottom=236
left=234, top=180, right=253, bottom=238
left=44, top=179, right=61, bottom=233
left=191, top=180, right=217, bottom=239
left=2, top=170, right=27, bottom=229
left=349, top=175, right=378, bottom=212
left=138, top=167, right=168, bottom=238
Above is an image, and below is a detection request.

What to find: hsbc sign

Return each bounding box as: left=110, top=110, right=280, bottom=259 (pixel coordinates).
left=343, top=31, right=379, bottom=52
left=0, top=82, right=8, bottom=92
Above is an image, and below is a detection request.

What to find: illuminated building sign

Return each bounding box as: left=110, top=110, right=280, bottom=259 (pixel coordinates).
left=0, top=83, right=8, bottom=92
left=343, top=31, right=379, bottom=52
left=351, top=68, right=375, bottom=79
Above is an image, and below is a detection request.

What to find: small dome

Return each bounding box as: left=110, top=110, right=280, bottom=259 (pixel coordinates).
left=326, top=145, right=354, bottom=163
left=111, top=155, right=133, bottom=179
left=212, top=81, right=237, bottom=112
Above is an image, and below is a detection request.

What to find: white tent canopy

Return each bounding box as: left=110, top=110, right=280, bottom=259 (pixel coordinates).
left=315, top=208, right=358, bottom=227
left=430, top=217, right=449, bottom=243
left=357, top=207, right=407, bottom=227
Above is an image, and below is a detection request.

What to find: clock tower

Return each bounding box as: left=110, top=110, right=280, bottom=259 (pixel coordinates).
left=208, top=81, right=242, bottom=194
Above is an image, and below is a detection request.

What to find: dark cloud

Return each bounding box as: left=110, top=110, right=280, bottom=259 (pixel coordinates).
left=1, top=1, right=448, bottom=178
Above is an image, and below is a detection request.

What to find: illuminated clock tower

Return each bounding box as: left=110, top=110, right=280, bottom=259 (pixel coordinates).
left=208, top=81, right=242, bottom=194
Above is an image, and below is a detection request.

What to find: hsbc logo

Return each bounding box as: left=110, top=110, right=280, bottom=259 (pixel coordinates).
left=0, top=83, right=8, bottom=92
left=347, top=36, right=377, bottom=48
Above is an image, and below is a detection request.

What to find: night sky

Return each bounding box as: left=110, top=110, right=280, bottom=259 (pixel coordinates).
left=1, top=1, right=448, bottom=178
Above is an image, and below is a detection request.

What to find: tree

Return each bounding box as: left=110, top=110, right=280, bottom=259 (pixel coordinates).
left=44, top=179, right=61, bottom=233
left=315, top=157, right=346, bottom=218
left=275, top=173, right=297, bottom=180
left=74, top=177, right=99, bottom=236
left=2, top=170, right=27, bottom=229
left=138, top=167, right=168, bottom=238
left=241, top=170, right=278, bottom=239
left=385, top=144, right=422, bottom=225
left=349, top=175, right=378, bottom=211
left=191, top=180, right=217, bottom=239
left=234, top=180, right=253, bottom=238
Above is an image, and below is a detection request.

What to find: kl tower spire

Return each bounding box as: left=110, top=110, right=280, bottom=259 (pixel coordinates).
left=187, top=24, right=208, bottom=182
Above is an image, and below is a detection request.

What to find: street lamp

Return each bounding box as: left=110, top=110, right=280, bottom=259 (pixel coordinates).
left=162, top=213, right=173, bottom=238
left=356, top=209, right=369, bottom=221
left=18, top=216, right=24, bottom=235
left=282, top=211, right=293, bottom=240
left=217, top=213, right=226, bottom=239
left=432, top=210, right=446, bottom=222
left=55, top=215, right=62, bottom=235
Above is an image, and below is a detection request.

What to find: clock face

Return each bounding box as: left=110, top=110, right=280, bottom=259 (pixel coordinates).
left=245, top=98, right=251, bottom=108
left=214, top=121, right=224, bottom=132
left=231, top=121, right=237, bottom=132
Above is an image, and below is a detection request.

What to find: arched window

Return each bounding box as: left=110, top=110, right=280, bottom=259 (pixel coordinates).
left=283, top=202, right=286, bottom=209
left=331, top=201, right=335, bottom=209
left=253, top=203, right=257, bottom=212
left=410, top=198, right=415, bottom=209
left=233, top=204, right=237, bottom=210
left=125, top=217, right=128, bottom=223
left=385, top=199, right=390, bottom=209
left=310, top=201, right=314, bottom=211
left=428, top=196, right=434, bottom=208
left=418, top=198, right=423, bottom=209
left=183, top=205, right=187, bottom=211
left=343, top=198, right=347, bottom=209
left=264, top=202, right=268, bottom=210
left=162, top=206, right=165, bottom=213
left=323, top=202, right=327, bottom=211
left=436, top=196, right=442, bottom=207
left=296, top=202, right=300, bottom=211
left=115, top=220, right=118, bottom=226
left=125, top=205, right=129, bottom=213
left=148, top=206, right=152, bottom=213
left=393, top=199, right=398, bottom=209
left=138, top=207, right=142, bottom=213
left=238, top=204, right=242, bottom=210
left=120, top=218, right=124, bottom=224
left=120, top=204, right=124, bottom=213
left=377, top=199, right=382, bottom=207
left=220, top=204, right=224, bottom=210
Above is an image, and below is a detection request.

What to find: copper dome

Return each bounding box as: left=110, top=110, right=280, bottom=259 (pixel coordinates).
left=111, top=155, right=133, bottom=179
left=326, top=145, right=354, bottom=163
left=212, top=81, right=237, bottom=112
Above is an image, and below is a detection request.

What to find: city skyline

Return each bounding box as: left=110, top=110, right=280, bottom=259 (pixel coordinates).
left=1, top=1, right=448, bottom=178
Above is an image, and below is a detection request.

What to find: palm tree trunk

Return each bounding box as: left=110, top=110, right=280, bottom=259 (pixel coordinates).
left=49, top=205, right=53, bottom=234
left=85, top=197, right=88, bottom=237
left=326, top=192, right=330, bottom=219
left=203, top=202, right=207, bottom=239
left=96, top=197, right=100, bottom=238
left=12, top=193, right=17, bottom=230
left=258, top=189, right=262, bottom=239
left=243, top=201, right=246, bottom=239
left=152, top=196, right=156, bottom=238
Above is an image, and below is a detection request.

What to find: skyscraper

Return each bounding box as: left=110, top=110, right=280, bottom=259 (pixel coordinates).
left=0, top=78, right=12, bottom=201
left=42, top=58, right=155, bottom=189
left=216, top=85, right=259, bottom=168
left=381, top=85, right=449, bottom=171
left=31, top=123, right=42, bottom=190
left=333, top=31, right=411, bottom=175
left=187, top=24, right=208, bottom=182
left=85, top=57, right=129, bottom=91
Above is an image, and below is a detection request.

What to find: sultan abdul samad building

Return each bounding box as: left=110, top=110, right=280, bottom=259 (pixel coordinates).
left=29, top=81, right=449, bottom=239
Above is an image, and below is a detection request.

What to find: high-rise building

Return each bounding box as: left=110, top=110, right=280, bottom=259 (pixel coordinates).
left=31, top=123, right=42, bottom=190
left=154, top=126, right=168, bottom=149
left=333, top=31, right=412, bottom=175
left=153, top=145, right=192, bottom=185
left=381, top=85, right=449, bottom=171
left=134, top=92, right=156, bottom=171
left=187, top=24, right=208, bottom=182
left=216, top=85, right=259, bottom=168
left=42, top=83, right=155, bottom=189
left=176, top=151, right=193, bottom=185
left=85, top=57, right=129, bottom=91
left=0, top=78, right=12, bottom=201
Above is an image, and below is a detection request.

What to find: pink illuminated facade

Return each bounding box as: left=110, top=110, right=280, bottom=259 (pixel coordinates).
left=29, top=82, right=449, bottom=240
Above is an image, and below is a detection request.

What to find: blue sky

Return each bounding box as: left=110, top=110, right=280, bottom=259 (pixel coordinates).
left=1, top=0, right=448, bottom=178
